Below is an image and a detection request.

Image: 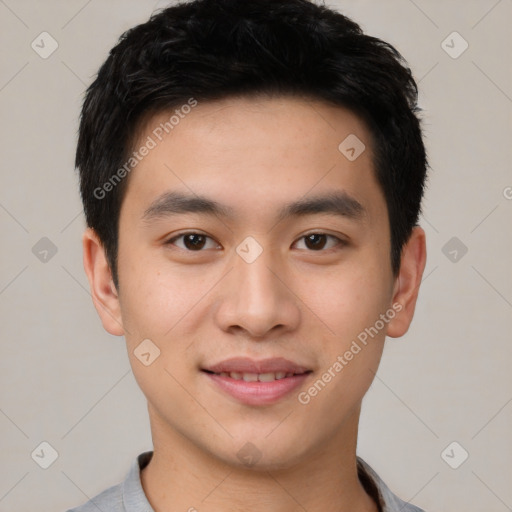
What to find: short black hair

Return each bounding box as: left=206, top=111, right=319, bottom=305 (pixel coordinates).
left=76, top=0, right=428, bottom=289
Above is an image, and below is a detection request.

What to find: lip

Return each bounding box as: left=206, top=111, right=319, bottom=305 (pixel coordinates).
left=203, top=372, right=311, bottom=406
left=201, top=357, right=312, bottom=406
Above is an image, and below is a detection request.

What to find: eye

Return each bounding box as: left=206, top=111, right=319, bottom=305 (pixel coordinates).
left=293, top=233, right=345, bottom=251
left=165, top=232, right=220, bottom=251
left=164, top=231, right=345, bottom=252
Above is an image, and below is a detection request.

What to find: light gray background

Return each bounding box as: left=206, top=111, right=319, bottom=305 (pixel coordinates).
left=1, top=1, right=511, bottom=511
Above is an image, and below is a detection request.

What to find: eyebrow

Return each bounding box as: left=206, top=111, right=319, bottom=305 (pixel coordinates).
left=141, top=190, right=366, bottom=224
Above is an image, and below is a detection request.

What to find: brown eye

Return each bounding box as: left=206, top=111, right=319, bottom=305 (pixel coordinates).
left=294, top=233, right=343, bottom=251
left=182, top=233, right=206, bottom=250
left=304, top=234, right=327, bottom=250
left=165, top=232, right=219, bottom=251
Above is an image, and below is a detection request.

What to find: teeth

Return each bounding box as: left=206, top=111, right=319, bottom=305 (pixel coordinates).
left=258, top=372, right=276, bottom=382
left=217, top=371, right=297, bottom=381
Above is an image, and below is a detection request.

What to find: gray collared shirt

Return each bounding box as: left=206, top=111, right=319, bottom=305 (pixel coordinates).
left=66, top=451, right=425, bottom=512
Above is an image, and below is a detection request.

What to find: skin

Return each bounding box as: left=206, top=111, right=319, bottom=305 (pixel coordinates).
left=83, top=96, right=426, bottom=512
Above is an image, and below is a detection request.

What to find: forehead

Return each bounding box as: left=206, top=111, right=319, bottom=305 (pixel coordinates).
left=120, top=96, right=385, bottom=225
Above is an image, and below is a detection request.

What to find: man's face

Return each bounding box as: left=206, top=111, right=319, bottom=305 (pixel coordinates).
left=112, top=96, right=400, bottom=468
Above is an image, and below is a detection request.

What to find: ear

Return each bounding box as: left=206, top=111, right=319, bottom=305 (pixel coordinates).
left=386, top=226, right=427, bottom=338
left=82, top=227, right=124, bottom=336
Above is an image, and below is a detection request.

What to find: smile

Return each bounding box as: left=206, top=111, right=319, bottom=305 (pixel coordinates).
left=206, top=370, right=299, bottom=382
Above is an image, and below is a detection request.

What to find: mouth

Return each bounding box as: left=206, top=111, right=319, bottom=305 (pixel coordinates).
left=201, top=369, right=311, bottom=382
left=201, top=357, right=313, bottom=405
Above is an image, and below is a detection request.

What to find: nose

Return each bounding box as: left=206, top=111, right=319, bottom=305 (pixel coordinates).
left=214, top=244, right=301, bottom=339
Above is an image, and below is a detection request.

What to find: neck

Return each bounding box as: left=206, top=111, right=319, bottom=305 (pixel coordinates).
left=141, top=405, right=378, bottom=512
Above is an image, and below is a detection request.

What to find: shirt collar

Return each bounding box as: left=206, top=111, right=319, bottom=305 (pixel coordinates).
left=122, top=451, right=154, bottom=512
left=357, top=457, right=423, bottom=512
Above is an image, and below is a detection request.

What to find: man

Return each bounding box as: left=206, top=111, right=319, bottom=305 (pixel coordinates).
left=68, top=0, right=428, bottom=510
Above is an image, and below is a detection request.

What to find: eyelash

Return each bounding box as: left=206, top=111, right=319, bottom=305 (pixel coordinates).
left=164, top=231, right=346, bottom=252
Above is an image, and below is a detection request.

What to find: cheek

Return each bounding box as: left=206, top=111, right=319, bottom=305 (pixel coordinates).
left=296, top=271, right=389, bottom=418
left=303, top=264, right=391, bottom=342
left=118, top=263, right=200, bottom=408
left=118, top=247, right=199, bottom=338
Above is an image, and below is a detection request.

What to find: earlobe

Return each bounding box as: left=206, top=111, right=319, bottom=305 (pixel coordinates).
left=386, top=226, right=427, bottom=338
left=82, top=228, right=125, bottom=336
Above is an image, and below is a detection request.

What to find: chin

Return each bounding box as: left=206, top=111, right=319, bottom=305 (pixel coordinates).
left=207, top=434, right=309, bottom=472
